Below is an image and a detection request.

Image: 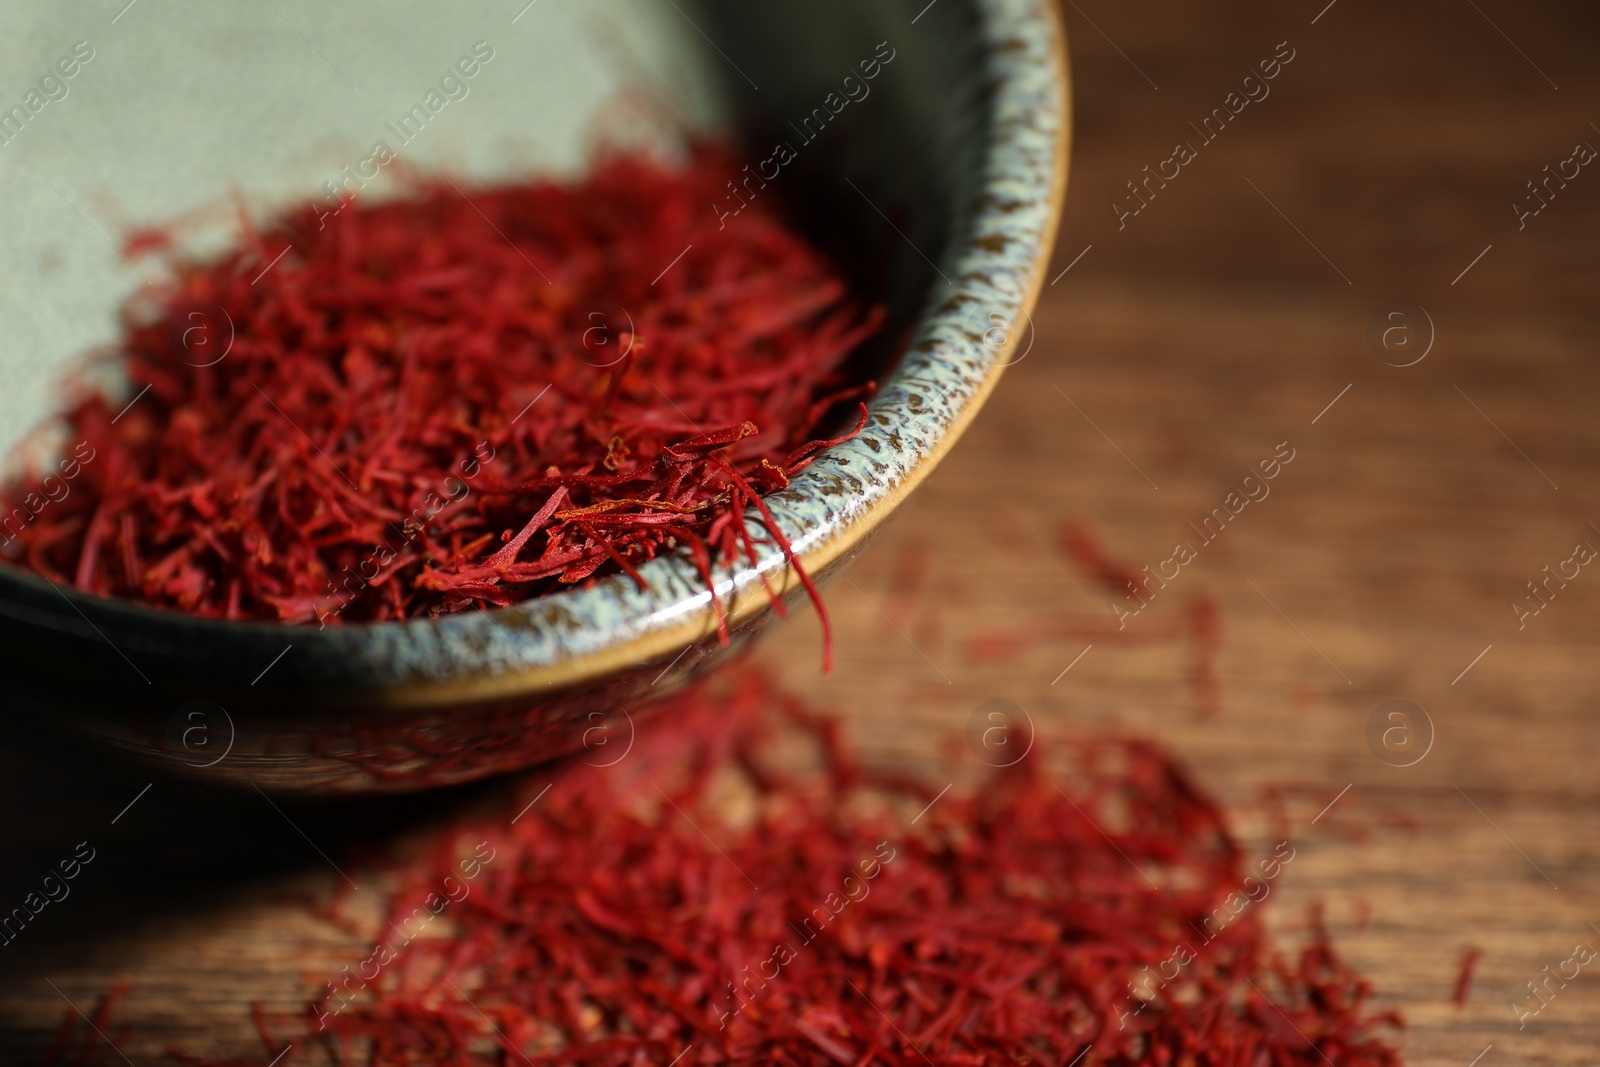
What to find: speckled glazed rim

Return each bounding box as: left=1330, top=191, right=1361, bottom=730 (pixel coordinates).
left=2, top=0, right=1070, bottom=709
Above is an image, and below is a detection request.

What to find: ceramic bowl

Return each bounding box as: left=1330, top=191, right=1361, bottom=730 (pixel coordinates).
left=0, top=0, right=1068, bottom=792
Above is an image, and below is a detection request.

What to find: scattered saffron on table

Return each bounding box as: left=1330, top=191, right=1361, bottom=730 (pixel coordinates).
left=969, top=523, right=1224, bottom=721
left=46, top=668, right=1404, bottom=1066
left=0, top=147, right=881, bottom=662
left=1452, top=946, right=1483, bottom=1008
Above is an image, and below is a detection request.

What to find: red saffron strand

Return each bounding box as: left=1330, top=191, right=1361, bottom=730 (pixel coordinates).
left=0, top=146, right=881, bottom=664
left=1059, top=520, right=1145, bottom=597
left=1452, top=945, right=1483, bottom=1008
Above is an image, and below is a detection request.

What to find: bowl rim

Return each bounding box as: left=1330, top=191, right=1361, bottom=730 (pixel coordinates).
left=0, top=0, right=1072, bottom=707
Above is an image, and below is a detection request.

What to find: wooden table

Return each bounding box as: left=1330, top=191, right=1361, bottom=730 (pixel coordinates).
left=4, top=1, right=1599, bottom=1062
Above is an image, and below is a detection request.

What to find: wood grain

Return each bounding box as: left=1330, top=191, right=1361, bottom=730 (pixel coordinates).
left=4, top=0, right=1600, bottom=1063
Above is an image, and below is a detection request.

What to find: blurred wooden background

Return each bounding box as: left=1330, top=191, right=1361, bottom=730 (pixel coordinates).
left=5, top=0, right=1600, bottom=1063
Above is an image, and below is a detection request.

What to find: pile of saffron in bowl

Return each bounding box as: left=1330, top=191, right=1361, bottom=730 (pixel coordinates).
left=47, top=668, right=1403, bottom=1067
left=0, top=147, right=880, bottom=657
